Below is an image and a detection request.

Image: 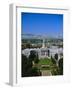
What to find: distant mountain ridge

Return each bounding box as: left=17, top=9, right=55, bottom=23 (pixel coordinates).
left=22, top=33, right=63, bottom=40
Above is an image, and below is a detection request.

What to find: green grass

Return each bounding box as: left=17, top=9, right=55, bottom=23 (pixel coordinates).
left=37, top=58, right=58, bottom=71
left=38, top=58, right=53, bottom=65
left=34, top=58, right=60, bottom=75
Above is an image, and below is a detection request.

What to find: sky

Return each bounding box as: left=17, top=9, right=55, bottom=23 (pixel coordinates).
left=21, top=12, right=63, bottom=38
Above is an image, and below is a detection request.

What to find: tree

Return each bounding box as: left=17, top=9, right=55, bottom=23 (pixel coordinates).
left=29, top=50, right=39, bottom=64
left=31, top=67, right=41, bottom=76
left=48, top=50, right=50, bottom=56
left=26, top=42, right=31, bottom=48
left=22, top=54, right=28, bottom=77
left=21, top=54, right=32, bottom=77
left=54, top=53, right=58, bottom=66
left=22, top=51, right=41, bottom=77
left=58, top=58, right=63, bottom=75
left=28, top=50, right=41, bottom=76
left=54, top=53, right=58, bottom=60
left=34, top=53, right=39, bottom=64
left=51, top=56, right=56, bottom=64
left=51, top=66, right=60, bottom=75
left=29, top=50, right=36, bottom=61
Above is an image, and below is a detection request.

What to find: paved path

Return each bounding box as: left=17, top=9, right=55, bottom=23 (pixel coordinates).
left=41, top=70, right=52, bottom=76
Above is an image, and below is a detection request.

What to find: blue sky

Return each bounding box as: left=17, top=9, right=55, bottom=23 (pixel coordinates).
left=21, top=12, right=63, bottom=38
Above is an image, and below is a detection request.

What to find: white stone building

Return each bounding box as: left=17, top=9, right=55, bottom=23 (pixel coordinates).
left=22, top=39, right=63, bottom=60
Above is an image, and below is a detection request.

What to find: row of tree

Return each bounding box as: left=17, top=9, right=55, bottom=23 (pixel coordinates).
left=22, top=50, right=41, bottom=77
left=22, top=50, right=63, bottom=76
left=51, top=53, right=63, bottom=75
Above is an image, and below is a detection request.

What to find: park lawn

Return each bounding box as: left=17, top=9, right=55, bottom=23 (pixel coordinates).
left=38, top=58, right=53, bottom=65
left=37, top=58, right=57, bottom=71
left=36, top=58, right=61, bottom=75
